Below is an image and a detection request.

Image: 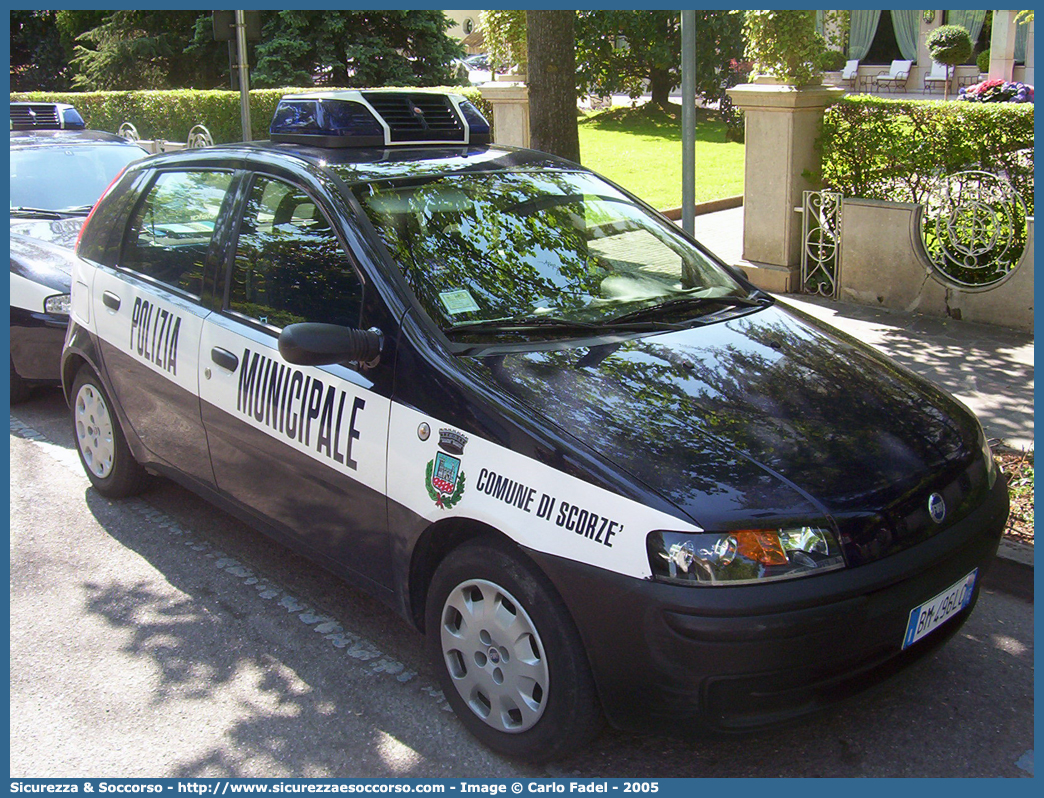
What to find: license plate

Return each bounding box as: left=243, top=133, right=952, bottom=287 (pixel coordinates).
left=902, top=569, right=978, bottom=650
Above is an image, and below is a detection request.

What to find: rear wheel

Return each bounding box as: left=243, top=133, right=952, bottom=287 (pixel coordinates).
left=71, top=367, right=147, bottom=497
left=426, top=538, right=602, bottom=761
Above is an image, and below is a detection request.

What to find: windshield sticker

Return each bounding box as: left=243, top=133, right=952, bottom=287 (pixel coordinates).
left=438, top=289, right=480, bottom=316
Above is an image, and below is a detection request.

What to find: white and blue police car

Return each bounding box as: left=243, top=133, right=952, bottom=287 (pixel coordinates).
left=62, top=90, right=1008, bottom=761
left=10, top=102, right=147, bottom=402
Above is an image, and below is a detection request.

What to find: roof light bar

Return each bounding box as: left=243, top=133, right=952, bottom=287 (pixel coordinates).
left=269, top=91, right=490, bottom=148
left=10, top=102, right=86, bottom=131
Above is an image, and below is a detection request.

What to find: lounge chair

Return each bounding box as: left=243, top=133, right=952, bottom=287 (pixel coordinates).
left=841, top=59, right=860, bottom=90
left=923, top=61, right=950, bottom=94
left=873, top=59, right=913, bottom=93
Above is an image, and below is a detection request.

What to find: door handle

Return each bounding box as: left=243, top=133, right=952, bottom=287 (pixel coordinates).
left=102, top=290, right=121, bottom=311
left=211, top=347, right=239, bottom=372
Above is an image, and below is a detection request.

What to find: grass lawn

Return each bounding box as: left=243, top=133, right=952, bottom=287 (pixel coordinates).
left=576, top=103, right=744, bottom=211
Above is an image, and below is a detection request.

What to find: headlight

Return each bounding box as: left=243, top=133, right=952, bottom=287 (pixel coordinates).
left=647, top=526, right=845, bottom=585
left=44, top=293, right=71, bottom=316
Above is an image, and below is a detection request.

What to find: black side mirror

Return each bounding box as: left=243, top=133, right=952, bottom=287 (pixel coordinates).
left=278, top=323, right=382, bottom=367
left=723, top=263, right=750, bottom=283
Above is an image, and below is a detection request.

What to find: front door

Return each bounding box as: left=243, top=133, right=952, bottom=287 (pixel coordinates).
left=198, top=173, right=395, bottom=587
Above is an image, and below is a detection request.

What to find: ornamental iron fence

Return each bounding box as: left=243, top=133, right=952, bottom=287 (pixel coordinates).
left=800, top=189, right=843, bottom=298
left=919, top=170, right=1028, bottom=292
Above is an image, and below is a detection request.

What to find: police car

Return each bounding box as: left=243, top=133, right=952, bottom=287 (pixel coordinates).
left=62, top=91, right=1008, bottom=761
left=10, top=102, right=147, bottom=402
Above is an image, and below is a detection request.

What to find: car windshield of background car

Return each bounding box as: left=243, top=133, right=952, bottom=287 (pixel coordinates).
left=10, top=145, right=144, bottom=212
left=352, top=170, right=742, bottom=334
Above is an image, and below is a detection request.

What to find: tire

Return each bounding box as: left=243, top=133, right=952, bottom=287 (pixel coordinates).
left=426, top=538, right=602, bottom=761
left=10, top=357, right=31, bottom=405
left=71, top=367, right=147, bottom=498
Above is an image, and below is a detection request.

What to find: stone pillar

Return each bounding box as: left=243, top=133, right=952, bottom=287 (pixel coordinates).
left=726, top=82, right=845, bottom=292
left=477, top=82, right=530, bottom=148
left=1023, top=19, right=1034, bottom=84
left=989, top=10, right=1018, bottom=81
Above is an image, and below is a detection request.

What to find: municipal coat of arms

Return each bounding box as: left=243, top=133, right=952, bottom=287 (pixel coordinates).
left=426, top=429, right=467, bottom=509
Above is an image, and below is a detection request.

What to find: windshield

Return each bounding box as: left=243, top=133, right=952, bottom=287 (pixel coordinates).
left=10, top=144, right=144, bottom=212
left=352, top=170, right=747, bottom=335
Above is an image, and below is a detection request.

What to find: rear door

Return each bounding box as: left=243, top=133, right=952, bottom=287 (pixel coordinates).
left=91, top=169, right=235, bottom=486
left=198, top=172, right=396, bottom=588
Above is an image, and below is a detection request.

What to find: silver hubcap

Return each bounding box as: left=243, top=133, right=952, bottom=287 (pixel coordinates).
left=74, top=383, right=115, bottom=479
left=440, top=578, right=549, bottom=733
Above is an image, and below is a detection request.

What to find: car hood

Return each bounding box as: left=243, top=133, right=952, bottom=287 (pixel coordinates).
left=465, top=304, right=983, bottom=561
left=10, top=232, right=78, bottom=292
left=10, top=216, right=85, bottom=250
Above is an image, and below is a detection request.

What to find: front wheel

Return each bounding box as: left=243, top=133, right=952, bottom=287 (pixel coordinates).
left=426, top=539, right=602, bottom=761
left=10, top=357, right=31, bottom=405
left=71, top=367, right=147, bottom=498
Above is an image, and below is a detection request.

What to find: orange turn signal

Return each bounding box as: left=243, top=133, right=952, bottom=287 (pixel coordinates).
left=733, top=530, right=789, bottom=566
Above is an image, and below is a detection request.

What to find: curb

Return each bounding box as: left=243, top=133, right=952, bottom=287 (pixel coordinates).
left=984, top=545, right=1034, bottom=602
left=661, top=194, right=743, bottom=221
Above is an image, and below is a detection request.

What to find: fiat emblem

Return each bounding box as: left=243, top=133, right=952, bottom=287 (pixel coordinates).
left=488, top=647, right=501, bottom=664
left=928, top=493, right=946, bottom=524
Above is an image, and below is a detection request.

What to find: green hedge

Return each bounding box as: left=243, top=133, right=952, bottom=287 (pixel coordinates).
left=818, top=95, right=1034, bottom=214
left=10, top=87, right=495, bottom=145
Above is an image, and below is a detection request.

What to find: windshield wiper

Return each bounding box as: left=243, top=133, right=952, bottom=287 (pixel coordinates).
left=445, top=315, right=683, bottom=336
left=10, top=206, right=67, bottom=219
left=10, top=204, right=93, bottom=219
left=607, top=294, right=769, bottom=325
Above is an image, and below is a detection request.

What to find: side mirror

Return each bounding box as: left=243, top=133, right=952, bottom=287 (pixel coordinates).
left=278, top=323, right=383, bottom=367
left=723, top=263, right=749, bottom=283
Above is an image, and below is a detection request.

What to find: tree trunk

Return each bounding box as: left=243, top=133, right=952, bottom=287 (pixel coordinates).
left=649, top=66, right=673, bottom=108
left=526, top=10, right=580, bottom=163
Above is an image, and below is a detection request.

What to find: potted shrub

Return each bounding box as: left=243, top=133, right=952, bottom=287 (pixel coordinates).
left=819, top=49, right=848, bottom=85
left=976, top=49, right=991, bottom=78
left=743, top=10, right=827, bottom=87
left=925, top=24, right=973, bottom=100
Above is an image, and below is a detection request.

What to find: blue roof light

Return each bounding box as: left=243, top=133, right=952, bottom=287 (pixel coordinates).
left=271, top=97, right=385, bottom=146
left=456, top=99, right=492, bottom=139
left=269, top=91, right=491, bottom=148
left=60, top=106, right=86, bottom=130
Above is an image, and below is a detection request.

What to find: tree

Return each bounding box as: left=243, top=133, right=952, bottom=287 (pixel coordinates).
left=11, top=10, right=71, bottom=91
left=576, top=11, right=743, bottom=108
left=527, top=11, right=580, bottom=162
left=486, top=11, right=744, bottom=110
left=68, top=11, right=227, bottom=90
left=925, top=24, right=973, bottom=100
left=61, top=10, right=464, bottom=91
left=251, top=10, right=464, bottom=89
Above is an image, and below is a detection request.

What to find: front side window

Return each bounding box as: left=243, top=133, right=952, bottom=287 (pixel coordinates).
left=229, top=176, right=363, bottom=330
left=121, top=170, right=233, bottom=297
left=352, top=170, right=745, bottom=338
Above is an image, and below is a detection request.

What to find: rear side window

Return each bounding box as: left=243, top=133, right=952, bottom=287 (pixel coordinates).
left=228, top=175, right=363, bottom=330
left=120, top=171, right=233, bottom=297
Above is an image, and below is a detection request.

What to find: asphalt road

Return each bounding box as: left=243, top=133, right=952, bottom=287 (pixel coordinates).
left=10, top=388, right=1035, bottom=778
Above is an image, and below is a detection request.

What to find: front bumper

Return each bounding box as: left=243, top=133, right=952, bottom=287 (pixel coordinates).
left=10, top=306, right=69, bottom=383
left=529, top=476, right=1008, bottom=734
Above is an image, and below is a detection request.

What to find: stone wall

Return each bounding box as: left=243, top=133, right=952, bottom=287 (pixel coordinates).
left=837, top=198, right=1034, bottom=332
